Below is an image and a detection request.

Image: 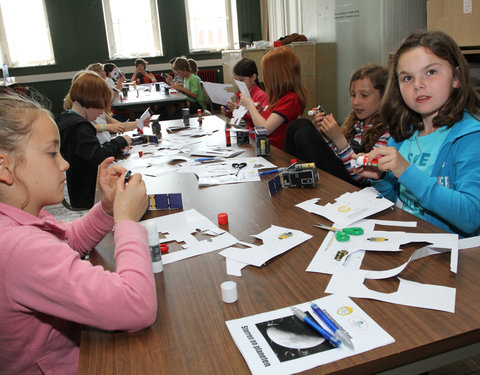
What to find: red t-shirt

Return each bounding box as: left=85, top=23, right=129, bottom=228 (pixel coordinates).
left=234, top=84, right=269, bottom=131
left=261, top=91, right=302, bottom=150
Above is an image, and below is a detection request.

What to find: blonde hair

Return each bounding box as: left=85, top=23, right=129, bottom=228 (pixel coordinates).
left=0, top=93, right=52, bottom=208
left=86, top=63, right=104, bottom=74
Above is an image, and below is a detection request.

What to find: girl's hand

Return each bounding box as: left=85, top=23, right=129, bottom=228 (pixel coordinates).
left=97, top=157, right=126, bottom=216
left=122, top=134, right=132, bottom=147
left=106, top=123, right=126, bottom=134
left=355, top=147, right=410, bottom=179
left=352, top=153, right=385, bottom=180
left=113, top=172, right=149, bottom=223
left=226, top=101, right=237, bottom=112
left=317, top=114, right=348, bottom=150
left=143, top=116, right=151, bottom=127
left=312, top=111, right=327, bottom=133
left=239, top=93, right=254, bottom=110
left=123, top=121, right=138, bottom=131
left=171, top=82, right=181, bottom=90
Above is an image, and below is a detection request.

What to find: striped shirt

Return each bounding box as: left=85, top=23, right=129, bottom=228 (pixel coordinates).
left=328, top=121, right=389, bottom=186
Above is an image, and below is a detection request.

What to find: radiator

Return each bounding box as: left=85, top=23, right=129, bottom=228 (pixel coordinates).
left=198, top=69, right=217, bottom=83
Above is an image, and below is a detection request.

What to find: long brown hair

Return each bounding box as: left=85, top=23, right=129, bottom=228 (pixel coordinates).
left=342, top=64, right=389, bottom=152
left=261, top=46, right=306, bottom=111
left=381, top=31, right=480, bottom=142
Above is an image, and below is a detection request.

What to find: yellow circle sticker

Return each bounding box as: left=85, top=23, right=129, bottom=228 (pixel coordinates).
left=337, top=205, right=351, bottom=213
left=337, top=306, right=353, bottom=316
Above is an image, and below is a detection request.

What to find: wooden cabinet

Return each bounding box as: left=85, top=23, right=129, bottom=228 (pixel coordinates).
left=222, top=42, right=337, bottom=117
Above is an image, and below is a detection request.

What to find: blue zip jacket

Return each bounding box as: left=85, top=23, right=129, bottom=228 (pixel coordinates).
left=371, top=112, right=480, bottom=237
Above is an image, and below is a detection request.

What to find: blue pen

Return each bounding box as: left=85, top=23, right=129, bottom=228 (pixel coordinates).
left=194, top=157, right=215, bottom=162
left=291, top=307, right=341, bottom=348
left=311, top=303, right=354, bottom=350
left=258, top=168, right=285, bottom=176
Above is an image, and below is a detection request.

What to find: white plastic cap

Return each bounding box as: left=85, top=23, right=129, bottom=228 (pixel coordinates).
left=221, top=281, right=238, bottom=303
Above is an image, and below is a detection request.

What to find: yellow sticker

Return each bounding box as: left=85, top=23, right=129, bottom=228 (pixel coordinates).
left=337, top=306, right=353, bottom=316
left=337, top=205, right=351, bottom=213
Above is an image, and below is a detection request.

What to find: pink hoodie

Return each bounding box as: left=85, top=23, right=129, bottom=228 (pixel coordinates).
left=0, top=202, right=157, bottom=374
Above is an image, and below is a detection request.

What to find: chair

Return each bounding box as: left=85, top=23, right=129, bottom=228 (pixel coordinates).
left=200, top=82, right=213, bottom=115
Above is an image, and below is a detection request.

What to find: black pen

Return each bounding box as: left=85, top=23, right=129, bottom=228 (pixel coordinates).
left=124, top=170, right=132, bottom=184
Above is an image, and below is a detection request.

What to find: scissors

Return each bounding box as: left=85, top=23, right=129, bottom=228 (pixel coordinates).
left=313, top=223, right=364, bottom=242
left=232, top=162, right=247, bottom=176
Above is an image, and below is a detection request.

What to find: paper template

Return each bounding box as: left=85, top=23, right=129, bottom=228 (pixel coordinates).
left=231, top=106, right=248, bottom=125
left=135, top=107, right=151, bottom=131
left=322, top=232, right=459, bottom=312
left=296, top=187, right=394, bottom=227
left=140, top=209, right=239, bottom=264
left=181, top=156, right=276, bottom=186
left=234, top=79, right=251, bottom=98
left=202, top=81, right=237, bottom=105
left=226, top=294, right=394, bottom=375
left=220, top=225, right=312, bottom=276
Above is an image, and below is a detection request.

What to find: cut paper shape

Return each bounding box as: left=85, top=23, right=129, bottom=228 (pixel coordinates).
left=202, top=81, right=237, bottom=105
left=140, top=209, right=239, bottom=264
left=324, top=234, right=459, bottom=312
left=296, top=187, right=394, bottom=227
left=220, top=225, right=312, bottom=276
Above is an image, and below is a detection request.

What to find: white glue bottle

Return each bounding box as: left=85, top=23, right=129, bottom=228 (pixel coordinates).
left=143, top=221, right=164, bottom=273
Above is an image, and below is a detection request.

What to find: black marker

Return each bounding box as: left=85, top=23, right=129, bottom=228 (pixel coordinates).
left=124, top=170, right=132, bottom=184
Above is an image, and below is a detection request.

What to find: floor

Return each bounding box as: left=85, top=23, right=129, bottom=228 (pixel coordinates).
left=429, top=354, right=480, bottom=374
left=43, top=199, right=480, bottom=375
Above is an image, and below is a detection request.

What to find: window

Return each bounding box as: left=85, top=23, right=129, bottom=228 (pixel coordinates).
left=102, top=0, right=162, bottom=59
left=185, top=0, right=239, bottom=51
left=0, top=0, right=55, bottom=67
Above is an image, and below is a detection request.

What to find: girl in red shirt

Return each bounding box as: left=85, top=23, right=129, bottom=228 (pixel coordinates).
left=240, top=47, right=307, bottom=150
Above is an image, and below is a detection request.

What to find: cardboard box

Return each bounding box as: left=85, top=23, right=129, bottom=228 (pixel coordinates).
left=427, top=0, right=480, bottom=47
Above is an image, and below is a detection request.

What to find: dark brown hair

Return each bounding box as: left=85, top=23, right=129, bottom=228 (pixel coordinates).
left=135, top=58, right=148, bottom=68
left=342, top=64, right=389, bottom=152
left=261, top=46, right=306, bottom=111
left=381, top=30, right=480, bottom=141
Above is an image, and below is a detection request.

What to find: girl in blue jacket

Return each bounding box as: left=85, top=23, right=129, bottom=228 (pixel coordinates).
left=356, top=31, right=480, bottom=237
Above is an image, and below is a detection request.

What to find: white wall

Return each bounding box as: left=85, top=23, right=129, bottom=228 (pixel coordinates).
left=268, top=0, right=427, bottom=120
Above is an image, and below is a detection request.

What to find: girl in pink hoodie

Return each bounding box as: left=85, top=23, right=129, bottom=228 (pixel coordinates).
left=0, top=94, right=157, bottom=374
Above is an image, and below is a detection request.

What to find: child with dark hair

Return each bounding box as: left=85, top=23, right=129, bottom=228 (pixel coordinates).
left=221, top=58, right=269, bottom=131
left=131, top=58, right=156, bottom=84
left=357, top=31, right=480, bottom=237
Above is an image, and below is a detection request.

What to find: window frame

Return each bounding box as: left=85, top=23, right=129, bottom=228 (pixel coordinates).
left=102, top=0, right=163, bottom=59
left=0, top=0, right=55, bottom=67
left=184, top=0, right=239, bottom=52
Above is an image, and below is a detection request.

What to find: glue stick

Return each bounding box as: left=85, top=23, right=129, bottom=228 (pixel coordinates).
left=144, top=221, right=163, bottom=273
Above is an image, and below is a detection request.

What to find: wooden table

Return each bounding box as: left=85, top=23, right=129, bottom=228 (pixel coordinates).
left=78, top=116, right=480, bottom=374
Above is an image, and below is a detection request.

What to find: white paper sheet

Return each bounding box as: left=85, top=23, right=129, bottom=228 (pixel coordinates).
left=226, top=295, right=394, bottom=375
left=202, top=81, right=237, bottom=105
left=140, top=209, right=239, bottom=264
left=220, top=225, right=312, bottom=271
left=296, top=187, right=394, bottom=227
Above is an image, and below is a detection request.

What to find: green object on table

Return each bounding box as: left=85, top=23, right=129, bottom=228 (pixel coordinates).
left=313, top=223, right=364, bottom=242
